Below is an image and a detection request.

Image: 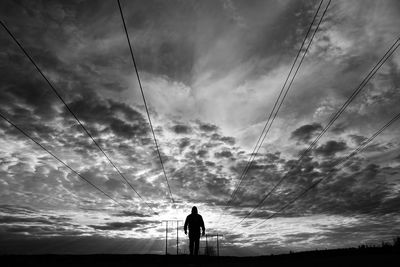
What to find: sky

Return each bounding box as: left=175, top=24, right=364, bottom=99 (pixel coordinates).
left=0, top=0, right=400, bottom=256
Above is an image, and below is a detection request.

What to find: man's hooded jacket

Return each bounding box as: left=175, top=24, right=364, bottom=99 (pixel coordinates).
left=184, top=206, right=205, bottom=238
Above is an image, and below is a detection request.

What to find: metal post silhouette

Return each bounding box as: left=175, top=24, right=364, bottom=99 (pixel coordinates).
left=203, top=233, right=223, bottom=256
left=165, top=221, right=168, bottom=255
left=217, top=234, right=219, bottom=256
left=176, top=221, right=179, bottom=254
left=205, top=234, right=208, bottom=255
left=163, top=220, right=183, bottom=255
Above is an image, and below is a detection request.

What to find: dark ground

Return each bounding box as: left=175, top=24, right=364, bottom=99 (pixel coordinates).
left=1, top=247, right=399, bottom=266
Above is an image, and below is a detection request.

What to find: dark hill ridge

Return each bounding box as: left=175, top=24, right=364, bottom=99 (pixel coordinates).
left=2, top=247, right=399, bottom=267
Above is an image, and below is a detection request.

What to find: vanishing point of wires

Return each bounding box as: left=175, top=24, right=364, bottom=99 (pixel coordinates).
left=117, top=0, right=175, bottom=203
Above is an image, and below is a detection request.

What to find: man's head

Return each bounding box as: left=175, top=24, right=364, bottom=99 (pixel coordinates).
left=191, top=206, right=198, bottom=214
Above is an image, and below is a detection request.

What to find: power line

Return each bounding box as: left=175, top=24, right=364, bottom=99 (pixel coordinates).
left=242, top=0, right=331, bottom=202
left=232, top=35, right=400, bottom=229
left=304, top=37, right=400, bottom=155
left=239, top=35, right=400, bottom=226
left=0, top=19, right=157, bottom=215
left=0, top=111, right=124, bottom=208
left=117, top=0, right=174, bottom=203
left=250, top=110, right=400, bottom=229
left=227, top=0, right=326, bottom=207
left=218, top=0, right=329, bottom=225
left=231, top=0, right=329, bottom=205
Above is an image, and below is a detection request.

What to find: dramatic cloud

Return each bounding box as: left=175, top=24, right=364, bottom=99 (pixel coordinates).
left=171, top=124, right=192, bottom=134
left=291, top=123, right=323, bottom=143
left=214, top=150, right=234, bottom=159
left=198, top=123, right=219, bottom=133
left=314, top=140, right=348, bottom=157
left=349, top=134, right=368, bottom=145
left=0, top=0, right=399, bottom=256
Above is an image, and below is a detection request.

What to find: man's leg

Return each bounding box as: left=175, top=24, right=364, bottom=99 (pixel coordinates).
left=189, top=238, right=194, bottom=255
left=194, top=237, right=200, bottom=256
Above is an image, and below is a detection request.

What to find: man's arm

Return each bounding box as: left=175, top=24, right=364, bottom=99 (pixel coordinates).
left=184, top=216, right=188, bottom=235
left=200, top=215, right=205, bottom=236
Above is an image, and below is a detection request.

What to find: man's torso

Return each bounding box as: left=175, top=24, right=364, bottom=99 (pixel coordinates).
left=187, top=214, right=203, bottom=237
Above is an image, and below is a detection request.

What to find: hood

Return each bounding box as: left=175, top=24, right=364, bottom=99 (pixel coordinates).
left=191, top=206, right=198, bottom=214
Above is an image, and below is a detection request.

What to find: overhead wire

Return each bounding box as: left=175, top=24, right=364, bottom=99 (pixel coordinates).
left=117, top=0, right=174, bottom=203
left=234, top=0, right=331, bottom=201
left=0, top=19, right=157, bottom=215
left=0, top=111, right=124, bottom=208
left=302, top=36, right=400, bottom=158
left=232, top=35, right=400, bottom=228
left=226, top=0, right=325, bottom=208
left=217, top=0, right=329, bottom=226
left=250, top=110, right=400, bottom=229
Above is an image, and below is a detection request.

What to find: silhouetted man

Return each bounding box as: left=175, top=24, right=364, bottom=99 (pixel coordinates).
left=184, top=206, right=205, bottom=256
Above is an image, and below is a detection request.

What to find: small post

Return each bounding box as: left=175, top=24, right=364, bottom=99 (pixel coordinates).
left=217, top=233, right=219, bottom=256
left=205, top=234, right=209, bottom=256
left=165, top=221, right=168, bottom=255
left=163, top=220, right=183, bottom=255
left=201, top=233, right=223, bottom=256
left=176, top=221, right=179, bottom=255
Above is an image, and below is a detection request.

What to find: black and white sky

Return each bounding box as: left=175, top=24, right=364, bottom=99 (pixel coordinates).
left=0, top=0, right=400, bottom=256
